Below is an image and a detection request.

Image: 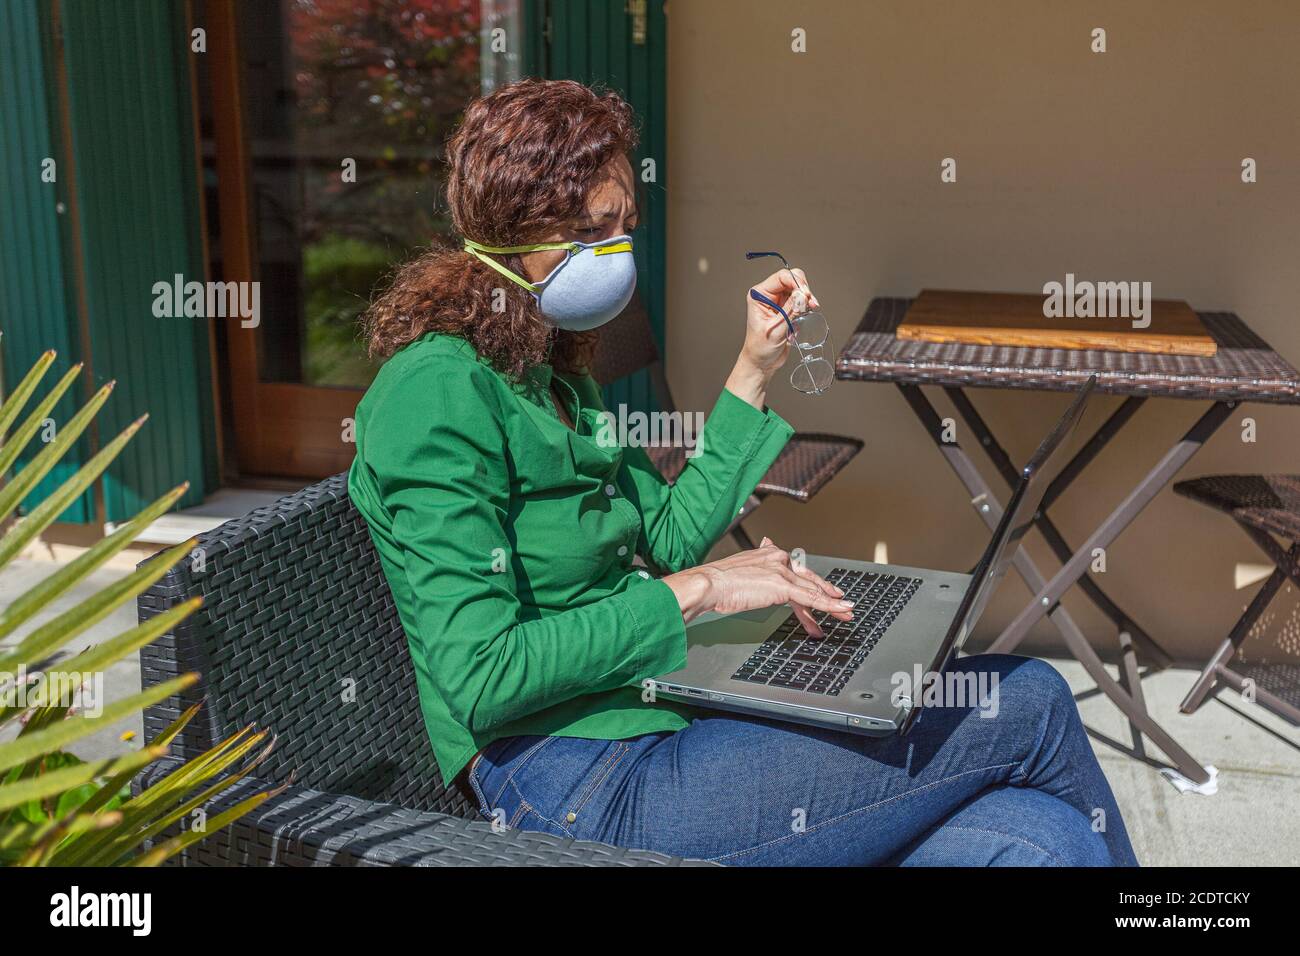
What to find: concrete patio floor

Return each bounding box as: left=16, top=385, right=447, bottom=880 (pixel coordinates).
left=4, top=555, right=1298, bottom=866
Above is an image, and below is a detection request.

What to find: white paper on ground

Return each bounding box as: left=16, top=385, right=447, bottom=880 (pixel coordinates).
left=1159, top=764, right=1219, bottom=795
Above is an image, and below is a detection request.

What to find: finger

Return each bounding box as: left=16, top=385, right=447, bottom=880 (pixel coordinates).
left=788, top=580, right=855, bottom=620
left=757, top=537, right=789, bottom=565
left=789, top=268, right=820, bottom=309
left=766, top=316, right=792, bottom=343
left=749, top=295, right=795, bottom=342
left=791, top=602, right=824, bottom=638
left=787, top=288, right=808, bottom=318
left=782, top=570, right=852, bottom=619
left=791, top=562, right=844, bottom=598
left=789, top=561, right=839, bottom=594
left=753, top=269, right=801, bottom=301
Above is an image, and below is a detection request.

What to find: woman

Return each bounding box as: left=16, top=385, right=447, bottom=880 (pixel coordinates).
left=349, top=79, right=1137, bottom=866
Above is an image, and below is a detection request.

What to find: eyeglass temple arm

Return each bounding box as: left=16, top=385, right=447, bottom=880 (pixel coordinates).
left=746, top=249, right=797, bottom=275
left=748, top=288, right=796, bottom=336
left=746, top=249, right=810, bottom=293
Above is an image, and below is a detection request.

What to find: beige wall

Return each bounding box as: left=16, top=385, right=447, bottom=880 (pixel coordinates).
left=665, top=0, right=1300, bottom=662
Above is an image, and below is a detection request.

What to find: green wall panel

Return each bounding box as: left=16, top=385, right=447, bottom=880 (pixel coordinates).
left=542, top=0, right=667, bottom=416
left=61, top=0, right=217, bottom=521
left=0, top=0, right=93, bottom=522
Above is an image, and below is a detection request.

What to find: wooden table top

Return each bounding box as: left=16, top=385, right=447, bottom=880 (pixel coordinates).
left=837, top=297, right=1300, bottom=404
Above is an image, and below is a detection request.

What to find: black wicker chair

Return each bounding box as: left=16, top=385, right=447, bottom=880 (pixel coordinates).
left=135, top=475, right=710, bottom=866
left=1173, top=474, right=1300, bottom=725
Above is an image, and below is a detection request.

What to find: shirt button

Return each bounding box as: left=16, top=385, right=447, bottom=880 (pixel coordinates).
left=605, top=484, right=616, bottom=497
left=637, top=570, right=650, bottom=580
left=617, top=545, right=628, bottom=557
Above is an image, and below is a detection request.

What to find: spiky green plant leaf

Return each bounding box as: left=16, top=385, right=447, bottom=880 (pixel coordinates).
left=0, top=350, right=276, bottom=866
left=0, top=362, right=83, bottom=480
left=0, top=482, right=190, bottom=642
left=0, top=537, right=196, bottom=677
left=0, top=375, right=111, bottom=527
left=0, top=674, right=197, bottom=776
left=0, top=409, right=145, bottom=568
left=0, top=349, right=56, bottom=440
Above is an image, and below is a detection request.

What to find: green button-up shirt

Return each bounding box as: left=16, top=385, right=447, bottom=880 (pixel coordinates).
left=348, top=333, right=794, bottom=782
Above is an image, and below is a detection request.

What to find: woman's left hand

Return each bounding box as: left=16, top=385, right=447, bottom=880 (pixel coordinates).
left=726, top=267, right=820, bottom=409
left=741, top=267, right=820, bottom=375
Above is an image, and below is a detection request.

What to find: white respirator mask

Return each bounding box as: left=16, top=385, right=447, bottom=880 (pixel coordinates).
left=463, top=234, right=637, bottom=332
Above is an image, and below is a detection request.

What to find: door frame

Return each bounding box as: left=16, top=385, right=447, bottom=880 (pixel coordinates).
left=206, top=0, right=360, bottom=479
left=203, top=0, right=667, bottom=478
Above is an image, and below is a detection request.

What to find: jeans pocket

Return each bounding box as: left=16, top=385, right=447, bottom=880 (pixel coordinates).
left=565, top=741, right=632, bottom=822
left=470, top=736, right=557, bottom=823
left=476, top=736, right=634, bottom=841
left=538, top=739, right=634, bottom=840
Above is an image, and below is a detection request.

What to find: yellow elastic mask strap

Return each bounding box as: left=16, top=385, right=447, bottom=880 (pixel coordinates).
left=462, top=238, right=578, bottom=294
left=592, top=241, right=633, bottom=256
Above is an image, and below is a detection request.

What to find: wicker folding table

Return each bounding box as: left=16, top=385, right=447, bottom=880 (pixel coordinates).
left=837, top=297, right=1300, bottom=787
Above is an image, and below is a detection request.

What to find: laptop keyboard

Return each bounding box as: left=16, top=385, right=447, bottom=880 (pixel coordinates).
left=728, top=569, right=922, bottom=696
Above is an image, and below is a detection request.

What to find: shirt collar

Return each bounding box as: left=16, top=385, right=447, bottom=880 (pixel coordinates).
left=508, top=362, right=554, bottom=405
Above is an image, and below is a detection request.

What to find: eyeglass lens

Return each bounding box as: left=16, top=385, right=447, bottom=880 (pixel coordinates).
left=792, top=357, right=834, bottom=395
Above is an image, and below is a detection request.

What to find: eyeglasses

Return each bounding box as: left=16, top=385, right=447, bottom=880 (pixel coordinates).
left=746, top=251, right=834, bottom=395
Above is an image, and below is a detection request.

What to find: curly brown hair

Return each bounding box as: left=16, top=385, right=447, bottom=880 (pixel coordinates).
left=362, top=78, right=639, bottom=379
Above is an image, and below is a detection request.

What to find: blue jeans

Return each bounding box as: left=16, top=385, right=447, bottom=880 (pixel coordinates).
left=468, top=654, right=1138, bottom=866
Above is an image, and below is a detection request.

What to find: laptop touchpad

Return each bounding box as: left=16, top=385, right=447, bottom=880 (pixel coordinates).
left=731, top=606, right=784, bottom=623
left=687, top=605, right=784, bottom=628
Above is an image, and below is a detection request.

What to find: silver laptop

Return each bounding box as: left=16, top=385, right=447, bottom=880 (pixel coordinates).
left=648, top=376, right=1096, bottom=736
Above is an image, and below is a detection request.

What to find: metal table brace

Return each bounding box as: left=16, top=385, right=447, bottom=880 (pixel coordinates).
left=897, top=383, right=1235, bottom=786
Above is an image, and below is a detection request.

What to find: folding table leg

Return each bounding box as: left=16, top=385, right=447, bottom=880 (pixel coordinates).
left=1116, top=629, right=1148, bottom=760
left=1050, top=607, right=1213, bottom=786
left=945, top=388, right=1175, bottom=668
left=896, top=383, right=1215, bottom=786
left=990, top=401, right=1234, bottom=652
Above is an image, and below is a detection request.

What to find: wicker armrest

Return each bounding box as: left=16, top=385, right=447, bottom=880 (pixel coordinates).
left=138, top=757, right=711, bottom=867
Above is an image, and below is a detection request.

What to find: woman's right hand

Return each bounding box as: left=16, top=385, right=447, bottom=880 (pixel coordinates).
left=663, top=538, right=855, bottom=637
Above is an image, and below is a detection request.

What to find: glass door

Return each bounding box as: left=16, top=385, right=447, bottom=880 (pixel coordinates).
left=201, top=0, right=521, bottom=478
